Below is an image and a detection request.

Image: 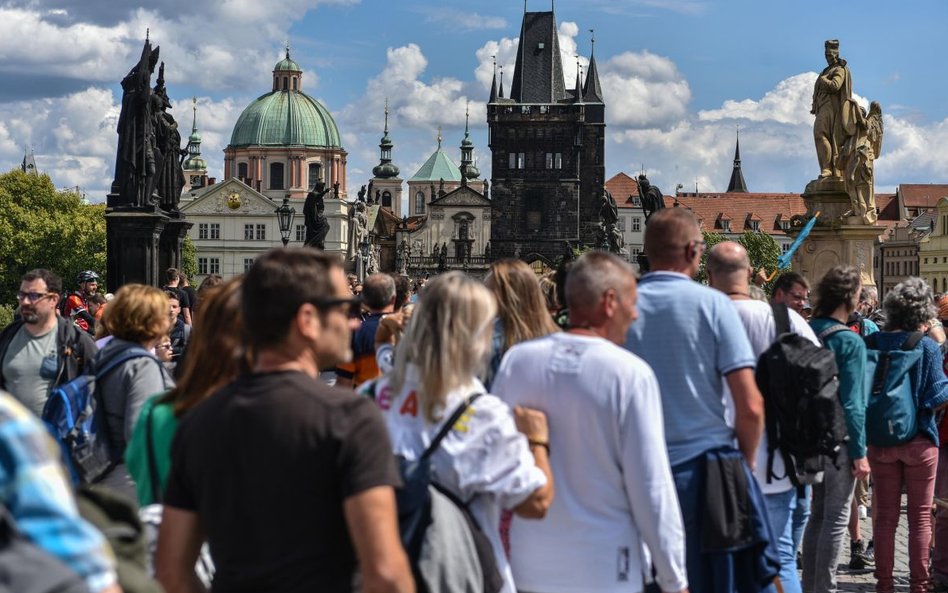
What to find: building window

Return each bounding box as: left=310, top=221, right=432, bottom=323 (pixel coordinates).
left=238, top=162, right=249, bottom=180
left=269, top=162, right=285, bottom=190
left=210, top=223, right=220, bottom=239
left=198, top=257, right=220, bottom=275
left=518, top=153, right=524, bottom=169
left=255, top=224, right=266, bottom=241
left=554, top=153, right=562, bottom=169
left=295, top=224, right=305, bottom=242
left=509, top=153, right=524, bottom=169
left=521, top=105, right=531, bottom=115
left=782, top=243, right=791, bottom=253
left=721, top=220, right=731, bottom=232
left=925, top=257, right=929, bottom=264
left=545, top=153, right=553, bottom=169
left=382, top=191, right=392, bottom=209
left=524, top=191, right=542, bottom=232
left=632, top=217, right=641, bottom=232
left=781, top=220, right=790, bottom=231
left=750, top=220, right=760, bottom=232
left=308, top=163, right=322, bottom=188
left=415, top=191, right=425, bottom=214
left=292, top=78, right=297, bottom=91
left=631, top=247, right=641, bottom=256
left=198, top=223, right=209, bottom=239
left=244, top=258, right=255, bottom=272
left=244, top=224, right=254, bottom=240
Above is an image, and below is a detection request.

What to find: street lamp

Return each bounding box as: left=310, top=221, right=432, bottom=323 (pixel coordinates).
left=276, top=194, right=296, bottom=247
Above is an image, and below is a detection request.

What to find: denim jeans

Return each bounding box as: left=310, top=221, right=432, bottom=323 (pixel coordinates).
left=791, top=485, right=810, bottom=557
left=764, top=488, right=801, bottom=593
left=868, top=436, right=939, bottom=593
left=801, top=450, right=854, bottom=593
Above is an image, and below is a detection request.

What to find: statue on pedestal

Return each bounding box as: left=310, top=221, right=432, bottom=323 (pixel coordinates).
left=397, top=238, right=410, bottom=274
left=637, top=174, right=665, bottom=222
left=597, top=187, right=623, bottom=254
left=812, top=39, right=855, bottom=179
left=151, top=63, right=186, bottom=214
left=113, top=38, right=160, bottom=209
left=357, top=184, right=367, bottom=203
left=304, top=182, right=331, bottom=249
left=438, top=243, right=448, bottom=273
left=840, top=101, right=883, bottom=224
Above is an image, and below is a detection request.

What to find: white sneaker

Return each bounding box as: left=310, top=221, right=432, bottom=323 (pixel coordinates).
left=858, top=505, right=868, bottom=519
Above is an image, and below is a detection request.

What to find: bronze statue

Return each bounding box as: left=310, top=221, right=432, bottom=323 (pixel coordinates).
left=812, top=39, right=855, bottom=179
left=304, top=181, right=331, bottom=249
left=113, top=38, right=160, bottom=209
left=151, top=63, right=186, bottom=214
left=637, top=174, right=665, bottom=222
left=840, top=101, right=883, bottom=224
left=357, top=184, right=367, bottom=202
left=438, top=243, right=448, bottom=273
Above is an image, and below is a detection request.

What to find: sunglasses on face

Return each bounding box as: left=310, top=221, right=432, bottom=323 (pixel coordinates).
left=312, top=296, right=363, bottom=319
left=16, top=291, right=55, bottom=303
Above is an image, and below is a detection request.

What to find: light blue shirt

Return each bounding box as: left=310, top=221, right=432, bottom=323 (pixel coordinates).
left=624, top=271, right=756, bottom=467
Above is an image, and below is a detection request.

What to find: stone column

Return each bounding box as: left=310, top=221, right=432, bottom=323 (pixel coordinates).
left=791, top=178, right=885, bottom=288
left=159, top=218, right=194, bottom=275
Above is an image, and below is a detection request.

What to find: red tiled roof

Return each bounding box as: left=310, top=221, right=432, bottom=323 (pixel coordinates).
left=662, top=193, right=807, bottom=236
left=876, top=193, right=898, bottom=220
left=605, top=172, right=640, bottom=208
left=898, top=184, right=948, bottom=208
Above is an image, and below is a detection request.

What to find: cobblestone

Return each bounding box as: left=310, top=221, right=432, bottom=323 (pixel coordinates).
left=831, top=497, right=912, bottom=592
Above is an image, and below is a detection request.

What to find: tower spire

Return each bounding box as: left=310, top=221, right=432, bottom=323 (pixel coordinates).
left=582, top=28, right=603, bottom=102
left=574, top=55, right=583, bottom=102
left=373, top=98, right=399, bottom=180
left=489, top=56, right=498, bottom=103
left=191, top=97, right=198, bottom=134
left=726, top=127, right=748, bottom=193
left=499, top=66, right=504, bottom=99
left=384, top=97, right=390, bottom=135
left=437, top=126, right=442, bottom=150
left=459, top=102, right=479, bottom=183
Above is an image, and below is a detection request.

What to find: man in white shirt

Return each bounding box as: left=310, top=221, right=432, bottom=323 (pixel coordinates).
left=707, top=242, right=819, bottom=593
left=493, top=251, right=688, bottom=593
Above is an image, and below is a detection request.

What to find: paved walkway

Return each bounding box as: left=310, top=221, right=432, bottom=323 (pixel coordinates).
left=833, top=498, right=913, bottom=592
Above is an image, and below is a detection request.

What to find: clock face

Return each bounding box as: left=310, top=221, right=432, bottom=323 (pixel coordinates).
left=227, top=191, right=241, bottom=210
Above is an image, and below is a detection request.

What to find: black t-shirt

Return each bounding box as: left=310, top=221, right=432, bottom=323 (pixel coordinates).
left=164, top=371, right=400, bottom=593
left=163, top=285, right=191, bottom=313
left=181, top=285, right=197, bottom=313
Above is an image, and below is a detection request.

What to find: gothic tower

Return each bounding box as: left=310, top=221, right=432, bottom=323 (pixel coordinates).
left=487, top=9, right=605, bottom=264
left=370, top=99, right=403, bottom=213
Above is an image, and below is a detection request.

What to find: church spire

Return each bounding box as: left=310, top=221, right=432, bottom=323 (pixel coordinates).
left=183, top=98, right=208, bottom=188
left=499, top=66, right=505, bottom=99
left=582, top=29, right=603, bottom=103
left=573, top=56, right=584, bottom=103
left=21, top=146, right=37, bottom=175
left=489, top=56, right=498, bottom=103
left=726, top=128, right=748, bottom=193
left=373, top=98, right=399, bottom=179
left=459, top=102, right=479, bottom=183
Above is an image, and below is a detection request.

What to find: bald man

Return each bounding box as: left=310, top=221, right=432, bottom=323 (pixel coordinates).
left=624, top=210, right=777, bottom=592
left=708, top=242, right=819, bottom=593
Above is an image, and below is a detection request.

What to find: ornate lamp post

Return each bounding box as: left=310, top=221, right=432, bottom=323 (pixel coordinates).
left=276, top=194, right=296, bottom=247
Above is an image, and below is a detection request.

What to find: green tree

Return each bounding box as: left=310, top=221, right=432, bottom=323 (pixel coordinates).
left=696, top=230, right=781, bottom=290
left=0, top=169, right=106, bottom=305
left=181, top=235, right=197, bottom=279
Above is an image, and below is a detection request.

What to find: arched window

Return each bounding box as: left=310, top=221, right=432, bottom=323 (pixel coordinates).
left=292, top=77, right=297, bottom=90
left=270, top=162, right=285, bottom=190
left=282, top=77, right=288, bottom=90
left=415, top=191, right=425, bottom=214
left=382, top=191, right=392, bottom=209
left=237, top=162, right=249, bottom=180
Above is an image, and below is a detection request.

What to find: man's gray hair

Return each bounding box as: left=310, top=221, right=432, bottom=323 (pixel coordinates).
left=362, top=273, right=396, bottom=311
left=565, top=251, right=635, bottom=313
left=883, top=277, right=936, bottom=331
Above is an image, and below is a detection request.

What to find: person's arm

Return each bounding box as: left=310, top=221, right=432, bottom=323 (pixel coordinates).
left=830, top=335, right=867, bottom=461
left=511, top=406, right=553, bottom=519
left=620, top=369, right=688, bottom=593
left=818, top=64, right=845, bottom=92
left=155, top=506, right=208, bottom=593
left=725, top=368, right=764, bottom=469
left=182, top=307, right=192, bottom=326
left=343, top=486, right=414, bottom=593
left=123, top=360, right=170, bottom=441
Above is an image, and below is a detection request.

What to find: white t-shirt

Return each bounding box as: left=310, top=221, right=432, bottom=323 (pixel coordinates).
left=370, top=368, right=546, bottom=593
left=729, top=300, right=820, bottom=495
left=492, top=332, right=687, bottom=593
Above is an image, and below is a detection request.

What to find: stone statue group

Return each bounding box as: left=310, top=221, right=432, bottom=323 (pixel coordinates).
left=112, top=35, right=186, bottom=214
left=812, top=39, right=883, bottom=224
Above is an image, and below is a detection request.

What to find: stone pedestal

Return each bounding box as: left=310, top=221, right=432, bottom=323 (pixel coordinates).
left=322, top=197, right=350, bottom=257
left=105, top=208, right=169, bottom=289
left=791, top=178, right=885, bottom=287
left=159, top=217, right=194, bottom=275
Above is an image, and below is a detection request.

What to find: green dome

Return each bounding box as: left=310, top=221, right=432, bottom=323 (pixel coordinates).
left=188, top=130, right=202, bottom=143
left=274, top=57, right=302, bottom=72
left=229, top=90, right=342, bottom=148
left=184, top=156, right=207, bottom=171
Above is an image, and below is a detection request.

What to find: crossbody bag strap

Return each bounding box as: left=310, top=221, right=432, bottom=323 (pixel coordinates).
left=421, top=392, right=484, bottom=461
left=145, top=402, right=162, bottom=504
left=771, top=302, right=791, bottom=336
left=817, top=323, right=850, bottom=344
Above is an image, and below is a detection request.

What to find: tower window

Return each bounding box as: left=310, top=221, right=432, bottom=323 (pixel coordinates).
left=545, top=153, right=553, bottom=169
left=283, top=77, right=288, bottom=90
left=292, top=77, right=297, bottom=90
left=382, top=191, right=392, bottom=209
left=270, top=162, right=285, bottom=190
left=524, top=191, right=542, bottom=231
left=237, top=162, right=249, bottom=180
left=555, top=153, right=562, bottom=169
left=308, top=163, right=322, bottom=188
left=415, top=191, right=425, bottom=214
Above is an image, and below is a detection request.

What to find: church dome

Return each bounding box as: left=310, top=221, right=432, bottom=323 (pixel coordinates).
left=274, top=56, right=302, bottom=72
left=183, top=155, right=207, bottom=171
left=229, top=91, right=341, bottom=148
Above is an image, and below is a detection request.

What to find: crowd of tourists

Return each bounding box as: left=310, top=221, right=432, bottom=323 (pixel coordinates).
left=1, top=207, right=947, bottom=593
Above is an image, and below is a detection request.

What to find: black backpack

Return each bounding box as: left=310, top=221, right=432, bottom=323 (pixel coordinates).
left=396, top=392, right=503, bottom=593
left=755, top=304, right=849, bottom=487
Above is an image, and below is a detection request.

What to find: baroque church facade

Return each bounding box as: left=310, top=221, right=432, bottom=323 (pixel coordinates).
left=487, top=9, right=606, bottom=267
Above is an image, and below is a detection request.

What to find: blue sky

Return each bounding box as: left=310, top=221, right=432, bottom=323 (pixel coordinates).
left=1, top=0, right=946, bottom=206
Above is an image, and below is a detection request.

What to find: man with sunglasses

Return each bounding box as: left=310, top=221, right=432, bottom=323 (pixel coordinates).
left=158, top=248, right=411, bottom=593
left=0, top=269, right=96, bottom=416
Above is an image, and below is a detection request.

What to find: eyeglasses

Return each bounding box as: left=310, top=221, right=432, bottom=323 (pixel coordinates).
left=157, top=343, right=173, bottom=350
left=312, top=296, right=363, bottom=318
left=16, top=291, right=55, bottom=303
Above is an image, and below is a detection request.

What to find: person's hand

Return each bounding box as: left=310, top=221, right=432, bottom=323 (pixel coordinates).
left=513, top=406, right=548, bottom=443
left=852, top=456, right=870, bottom=480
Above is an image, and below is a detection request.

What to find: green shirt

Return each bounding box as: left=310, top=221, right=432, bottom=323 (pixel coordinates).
left=125, top=395, right=178, bottom=506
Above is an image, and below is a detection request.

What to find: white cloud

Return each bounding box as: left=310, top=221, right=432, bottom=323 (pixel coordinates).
left=423, top=8, right=507, bottom=31
left=601, top=50, right=691, bottom=129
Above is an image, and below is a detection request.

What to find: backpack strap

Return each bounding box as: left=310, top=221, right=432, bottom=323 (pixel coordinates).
left=903, top=331, right=925, bottom=351
left=145, top=401, right=162, bottom=504
left=421, top=392, right=484, bottom=461
left=771, top=303, right=791, bottom=336
left=817, top=324, right=850, bottom=344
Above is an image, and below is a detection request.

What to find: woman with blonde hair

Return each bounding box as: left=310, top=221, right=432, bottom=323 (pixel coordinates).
left=93, top=284, right=174, bottom=499
left=484, top=259, right=559, bottom=388
left=364, top=272, right=553, bottom=593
